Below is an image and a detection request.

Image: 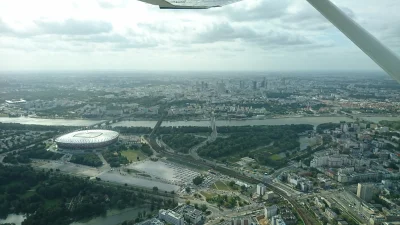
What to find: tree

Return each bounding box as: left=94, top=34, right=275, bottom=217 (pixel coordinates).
left=332, top=207, right=341, bottom=215
left=193, top=176, right=204, bottom=185
left=200, top=204, right=208, bottom=212
left=185, top=200, right=191, bottom=205
left=185, top=187, right=191, bottom=193
left=153, top=186, right=158, bottom=192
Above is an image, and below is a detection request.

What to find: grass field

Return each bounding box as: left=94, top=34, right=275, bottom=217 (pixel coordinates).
left=269, top=154, right=282, bottom=161
left=121, top=149, right=147, bottom=162
left=200, top=191, right=216, bottom=199
left=212, top=180, right=232, bottom=191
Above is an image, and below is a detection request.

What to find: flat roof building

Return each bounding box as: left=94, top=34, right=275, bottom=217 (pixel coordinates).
left=357, top=183, right=374, bottom=202
left=159, top=209, right=184, bottom=225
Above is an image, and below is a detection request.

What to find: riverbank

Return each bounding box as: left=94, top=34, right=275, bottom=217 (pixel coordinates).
left=2, top=113, right=398, bottom=122
left=1, top=116, right=399, bottom=128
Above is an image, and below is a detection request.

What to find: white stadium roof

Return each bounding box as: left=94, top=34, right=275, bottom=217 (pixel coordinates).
left=55, top=130, right=119, bottom=145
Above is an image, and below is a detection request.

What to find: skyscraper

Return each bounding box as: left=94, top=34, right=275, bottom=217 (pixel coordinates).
left=261, top=77, right=266, bottom=88
left=252, top=81, right=257, bottom=90
left=257, top=183, right=266, bottom=196
left=239, top=81, right=245, bottom=89
left=357, top=183, right=373, bottom=202
left=217, top=81, right=225, bottom=93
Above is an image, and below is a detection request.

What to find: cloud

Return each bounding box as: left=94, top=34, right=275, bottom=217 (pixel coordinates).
left=35, top=19, right=113, bottom=35
left=0, top=0, right=399, bottom=71
left=0, top=19, right=12, bottom=34
left=57, top=32, right=159, bottom=51
left=218, top=0, right=290, bottom=22
left=208, top=0, right=355, bottom=32
left=194, top=23, right=249, bottom=43
left=194, top=22, right=313, bottom=48
left=137, top=23, right=173, bottom=33
left=98, top=1, right=117, bottom=9
left=68, top=34, right=129, bottom=43
left=97, top=0, right=129, bottom=9
left=113, top=41, right=158, bottom=50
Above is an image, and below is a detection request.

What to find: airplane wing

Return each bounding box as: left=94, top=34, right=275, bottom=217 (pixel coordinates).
left=137, top=0, right=241, bottom=9
left=307, top=0, right=400, bottom=83
left=138, top=0, right=400, bottom=83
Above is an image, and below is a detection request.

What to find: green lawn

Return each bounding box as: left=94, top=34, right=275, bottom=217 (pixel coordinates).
left=200, top=191, right=216, bottom=199
left=213, top=180, right=232, bottom=191
left=269, top=154, right=282, bottom=161
left=121, top=149, right=147, bottom=162
left=270, top=154, right=282, bottom=161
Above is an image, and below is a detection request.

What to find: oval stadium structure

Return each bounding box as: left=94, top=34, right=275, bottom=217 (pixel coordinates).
left=55, top=130, right=119, bottom=150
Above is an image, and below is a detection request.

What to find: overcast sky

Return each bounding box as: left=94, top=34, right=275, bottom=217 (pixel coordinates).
left=0, top=0, right=399, bottom=72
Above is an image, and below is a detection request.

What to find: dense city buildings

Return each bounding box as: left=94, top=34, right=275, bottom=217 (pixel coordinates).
left=1, top=72, right=400, bottom=225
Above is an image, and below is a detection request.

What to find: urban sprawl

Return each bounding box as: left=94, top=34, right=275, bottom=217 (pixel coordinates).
left=0, top=72, right=399, bottom=225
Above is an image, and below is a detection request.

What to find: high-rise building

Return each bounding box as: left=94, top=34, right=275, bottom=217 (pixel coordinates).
left=264, top=205, right=278, bottom=219
left=265, top=191, right=275, bottom=200
left=239, top=81, right=245, bottom=89
left=271, top=215, right=286, bottom=225
left=217, top=81, right=226, bottom=93
left=261, top=77, right=266, bottom=88
left=231, top=217, right=253, bottom=225
left=252, top=81, right=257, bottom=90
left=257, top=183, right=266, bottom=196
left=357, top=183, right=373, bottom=202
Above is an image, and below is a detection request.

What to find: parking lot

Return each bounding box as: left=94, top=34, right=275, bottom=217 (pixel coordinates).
left=129, top=160, right=203, bottom=185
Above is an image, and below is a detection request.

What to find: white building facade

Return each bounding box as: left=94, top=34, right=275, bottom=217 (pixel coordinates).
left=159, top=209, right=184, bottom=225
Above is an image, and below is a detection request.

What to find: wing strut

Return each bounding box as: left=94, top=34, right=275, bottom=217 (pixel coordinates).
left=306, top=0, right=400, bottom=83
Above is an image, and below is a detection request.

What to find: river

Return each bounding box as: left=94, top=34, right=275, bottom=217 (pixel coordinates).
left=1, top=116, right=399, bottom=128
left=0, top=117, right=103, bottom=126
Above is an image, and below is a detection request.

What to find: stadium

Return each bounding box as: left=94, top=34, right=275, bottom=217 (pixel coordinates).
left=55, top=130, right=119, bottom=151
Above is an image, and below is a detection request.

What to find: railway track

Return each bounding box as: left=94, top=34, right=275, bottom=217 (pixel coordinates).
left=147, top=136, right=319, bottom=224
